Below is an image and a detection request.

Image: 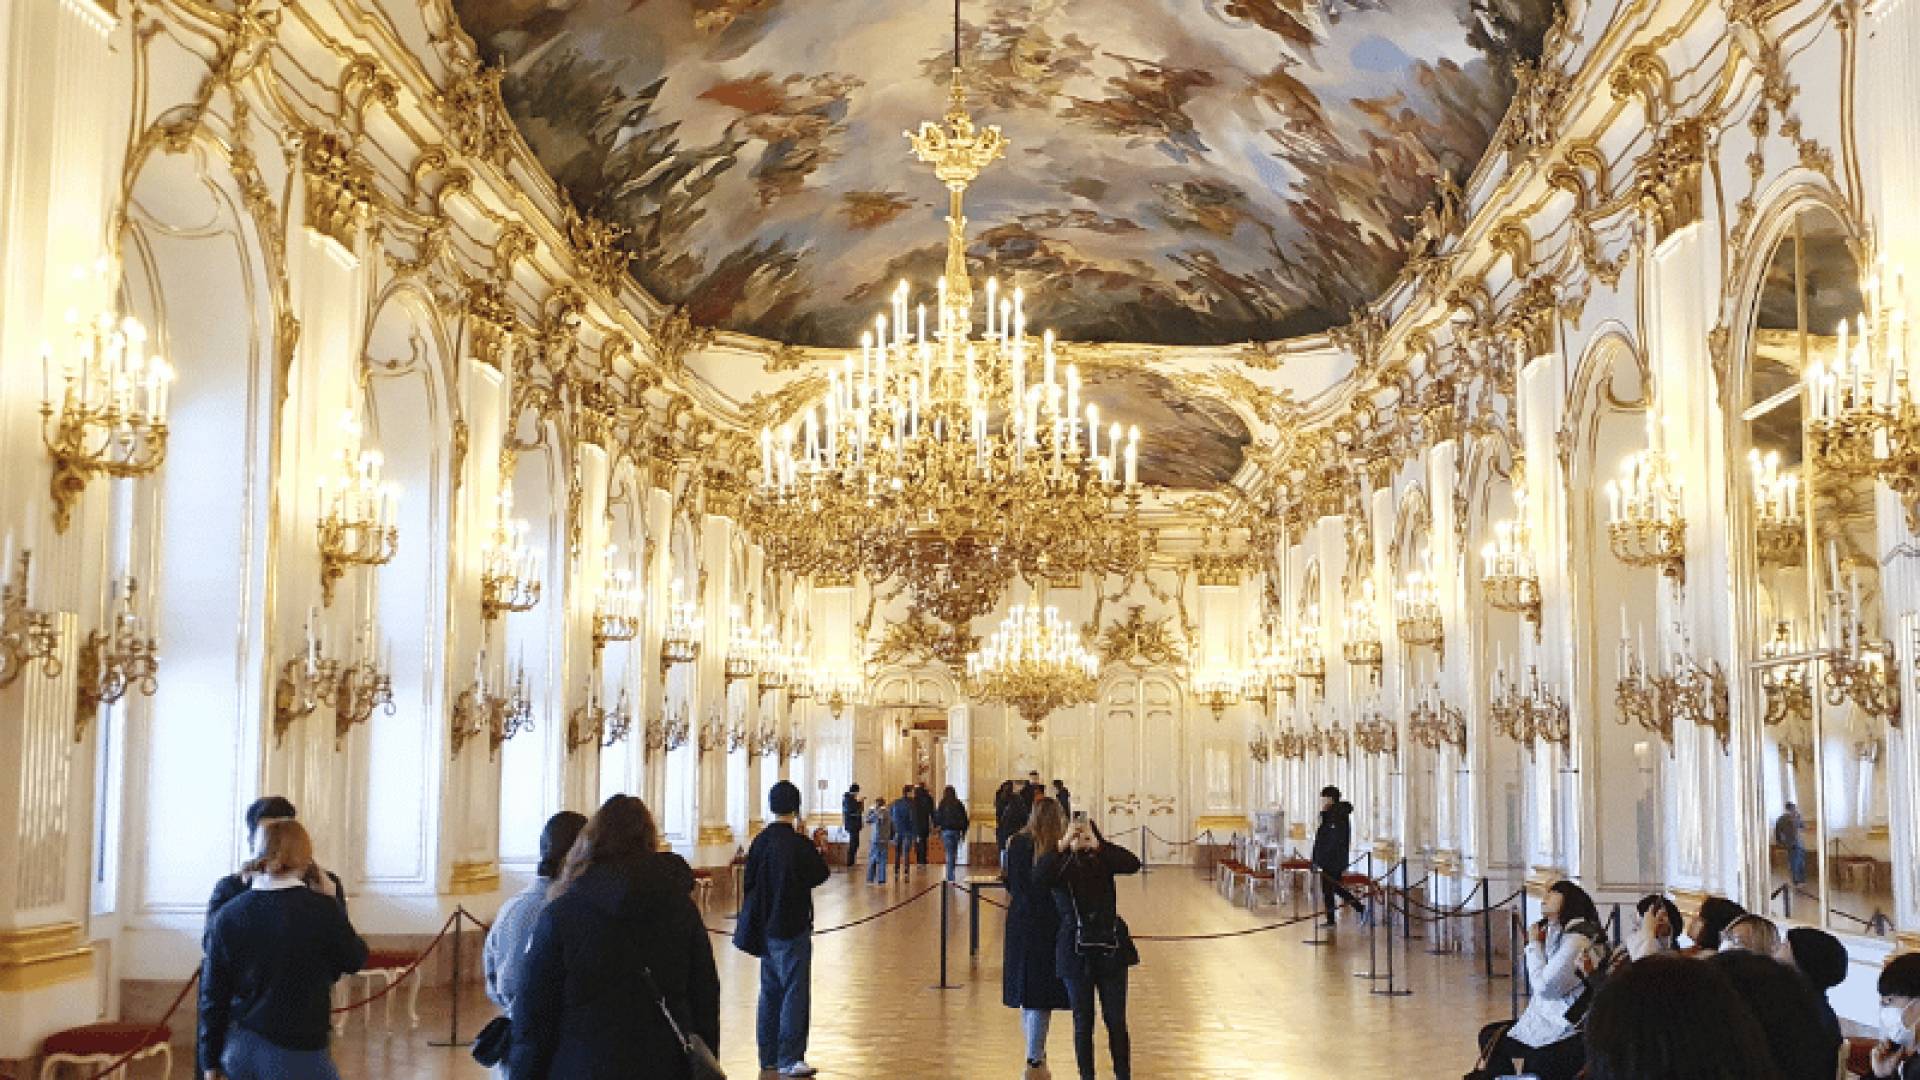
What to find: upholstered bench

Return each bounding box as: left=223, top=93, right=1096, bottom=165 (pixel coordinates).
left=38, top=1021, right=171, bottom=1079
left=348, top=947, right=424, bottom=1029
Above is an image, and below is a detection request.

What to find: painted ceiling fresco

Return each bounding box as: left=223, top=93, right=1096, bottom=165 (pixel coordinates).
left=454, top=0, right=1555, bottom=348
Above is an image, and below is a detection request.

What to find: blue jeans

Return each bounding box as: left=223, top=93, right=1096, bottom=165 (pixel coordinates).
left=1062, top=969, right=1129, bottom=1080
left=1788, top=844, right=1807, bottom=885
left=894, top=834, right=913, bottom=873
left=221, top=1026, right=342, bottom=1080
left=867, top=842, right=888, bottom=883
left=1022, top=1007, right=1053, bottom=1063
left=942, top=829, right=965, bottom=880
left=758, top=933, right=813, bottom=1069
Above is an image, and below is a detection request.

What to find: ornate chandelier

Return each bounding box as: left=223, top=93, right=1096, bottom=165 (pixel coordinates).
left=315, top=411, right=399, bottom=607
left=747, top=4, right=1145, bottom=627
left=40, top=270, right=173, bottom=533
left=1481, top=487, right=1541, bottom=633
left=0, top=549, right=62, bottom=690
left=967, top=586, right=1099, bottom=736
left=1341, top=584, right=1384, bottom=680
left=480, top=490, right=541, bottom=621
left=1605, top=414, right=1686, bottom=582
left=1395, top=564, right=1445, bottom=658
left=659, top=578, right=703, bottom=674
left=1748, top=451, right=1803, bottom=568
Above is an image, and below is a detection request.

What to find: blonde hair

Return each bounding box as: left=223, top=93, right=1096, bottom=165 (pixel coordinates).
left=1721, top=914, right=1781, bottom=955
left=1025, top=796, right=1066, bottom=855
left=243, top=819, right=315, bottom=877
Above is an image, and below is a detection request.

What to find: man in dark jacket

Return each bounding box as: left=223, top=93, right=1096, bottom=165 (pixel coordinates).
left=507, top=833, right=718, bottom=1079
left=735, top=780, right=831, bottom=1077
left=912, top=785, right=936, bottom=865
left=1052, top=779, right=1073, bottom=820
left=841, top=783, right=862, bottom=868
left=206, top=796, right=346, bottom=945
left=1311, top=785, right=1366, bottom=927
left=890, top=787, right=917, bottom=876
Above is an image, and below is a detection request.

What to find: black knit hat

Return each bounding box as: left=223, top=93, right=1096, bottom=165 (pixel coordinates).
left=536, top=811, right=589, bottom=879
left=1320, top=785, right=1341, bottom=800
left=1784, top=928, right=1848, bottom=990
left=769, top=780, right=802, bottom=816
left=244, top=796, right=298, bottom=835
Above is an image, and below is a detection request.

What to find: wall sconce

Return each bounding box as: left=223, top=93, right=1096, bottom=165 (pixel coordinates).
left=724, top=607, right=759, bottom=685
left=698, top=706, right=728, bottom=752
left=1409, top=682, right=1466, bottom=751
left=1395, top=564, right=1445, bottom=659
left=1491, top=659, right=1569, bottom=755
left=756, top=628, right=789, bottom=693
left=0, top=548, right=64, bottom=690
left=1191, top=668, right=1242, bottom=719
left=1292, top=609, right=1328, bottom=697
left=325, top=621, right=394, bottom=749
left=1748, top=451, right=1803, bottom=568
left=40, top=273, right=172, bottom=533
left=645, top=701, right=691, bottom=752
left=315, top=411, right=399, bottom=607
left=591, top=545, right=641, bottom=654
left=1605, top=414, right=1686, bottom=583
left=451, top=650, right=534, bottom=758
left=659, top=577, right=703, bottom=675
left=567, top=679, right=632, bottom=752
left=1247, top=729, right=1272, bottom=762
left=819, top=668, right=864, bottom=718
left=1355, top=705, right=1397, bottom=757
left=481, top=490, right=542, bottom=621
left=1759, top=621, right=1813, bottom=729
left=1481, top=489, right=1542, bottom=635
left=1820, top=545, right=1901, bottom=727
left=74, top=577, right=159, bottom=743
left=1342, top=584, right=1384, bottom=679
left=1614, top=625, right=1731, bottom=751
left=778, top=729, right=808, bottom=761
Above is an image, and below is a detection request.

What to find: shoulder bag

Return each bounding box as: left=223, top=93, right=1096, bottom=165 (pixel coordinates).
left=640, top=966, right=726, bottom=1080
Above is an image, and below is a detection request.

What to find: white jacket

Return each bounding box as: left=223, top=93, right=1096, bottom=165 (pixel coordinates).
left=1508, top=925, right=1594, bottom=1048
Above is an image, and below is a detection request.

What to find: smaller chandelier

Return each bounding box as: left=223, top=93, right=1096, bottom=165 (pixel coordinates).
left=1481, top=491, right=1541, bottom=634
left=724, top=608, right=760, bottom=685
left=1748, top=450, right=1803, bottom=568
left=967, top=592, right=1099, bottom=736
left=567, top=680, right=632, bottom=752
left=1807, top=305, right=1892, bottom=478
left=659, top=577, right=703, bottom=674
left=756, top=628, right=790, bottom=692
left=0, top=548, right=63, bottom=690
left=1341, top=584, right=1384, bottom=678
left=315, top=411, right=399, bottom=607
left=480, top=490, right=542, bottom=621
left=1820, top=553, right=1901, bottom=727
left=1395, top=565, right=1445, bottom=659
left=1291, top=610, right=1328, bottom=697
left=592, top=545, right=641, bottom=652
left=1245, top=621, right=1296, bottom=713
left=818, top=667, right=865, bottom=718
left=1759, top=621, right=1813, bottom=729
left=1192, top=668, right=1243, bottom=720
left=39, top=273, right=173, bottom=533
left=1409, top=682, right=1466, bottom=751
left=1605, top=418, right=1686, bottom=583
left=1275, top=726, right=1308, bottom=760
left=785, top=650, right=816, bottom=702
left=75, top=576, right=160, bottom=743
left=1355, top=704, right=1397, bottom=757
left=1491, top=661, right=1568, bottom=755
left=1247, top=729, right=1272, bottom=762
left=778, top=728, right=809, bottom=761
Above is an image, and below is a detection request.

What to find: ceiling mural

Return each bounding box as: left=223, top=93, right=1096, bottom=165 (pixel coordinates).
left=454, top=0, right=1556, bottom=349
left=1077, top=366, right=1252, bottom=490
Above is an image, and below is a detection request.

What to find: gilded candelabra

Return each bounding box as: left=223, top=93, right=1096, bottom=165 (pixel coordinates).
left=1275, top=727, right=1308, bottom=761
left=450, top=652, right=534, bottom=758
left=756, top=628, right=790, bottom=693
left=39, top=281, right=172, bottom=533
left=659, top=578, right=703, bottom=675
left=698, top=708, right=728, bottom=753
left=1748, top=451, right=1804, bottom=568
left=778, top=729, right=808, bottom=762
left=1192, top=669, right=1242, bottom=719
left=567, top=682, right=632, bottom=752
left=1355, top=706, right=1398, bottom=757
left=724, top=610, right=760, bottom=685
left=1481, top=494, right=1542, bottom=635
left=1605, top=420, right=1686, bottom=583
left=480, top=491, right=542, bottom=621
left=1613, top=628, right=1730, bottom=750
left=1342, top=584, right=1384, bottom=680
left=967, top=590, right=1098, bottom=735
left=1759, top=622, right=1814, bottom=729
left=785, top=659, right=815, bottom=703
left=818, top=667, right=866, bottom=719
left=1809, top=266, right=1920, bottom=527
left=1818, top=556, right=1902, bottom=727
left=1396, top=566, right=1446, bottom=659
left=74, top=577, right=160, bottom=743
left=0, top=550, right=64, bottom=690
left=1409, top=684, right=1466, bottom=751
left=592, top=547, right=641, bottom=654
left=1291, top=613, right=1328, bottom=698
left=1247, top=729, right=1272, bottom=763
left=644, top=701, right=691, bottom=753
left=1491, top=663, right=1569, bottom=755
left=314, top=412, right=399, bottom=607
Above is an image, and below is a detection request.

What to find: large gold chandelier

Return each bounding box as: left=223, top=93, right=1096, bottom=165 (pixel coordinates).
left=748, top=3, right=1145, bottom=627
left=966, top=585, right=1099, bottom=736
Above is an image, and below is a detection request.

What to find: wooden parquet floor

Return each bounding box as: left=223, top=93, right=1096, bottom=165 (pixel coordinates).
left=236, top=865, right=1510, bottom=1078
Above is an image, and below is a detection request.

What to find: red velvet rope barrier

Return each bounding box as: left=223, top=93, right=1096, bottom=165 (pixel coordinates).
left=707, top=881, right=943, bottom=937
left=328, top=910, right=460, bottom=1013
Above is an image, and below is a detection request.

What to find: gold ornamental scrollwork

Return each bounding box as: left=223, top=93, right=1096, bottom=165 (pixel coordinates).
left=652, top=305, right=715, bottom=375
left=436, top=57, right=514, bottom=167
left=561, top=202, right=631, bottom=294
left=1633, top=116, right=1708, bottom=245
left=298, top=127, right=375, bottom=253
left=464, top=278, right=518, bottom=372
left=1098, top=606, right=1185, bottom=669
left=872, top=610, right=978, bottom=672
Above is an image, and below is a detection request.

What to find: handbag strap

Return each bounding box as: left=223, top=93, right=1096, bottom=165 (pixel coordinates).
left=638, top=965, right=693, bottom=1052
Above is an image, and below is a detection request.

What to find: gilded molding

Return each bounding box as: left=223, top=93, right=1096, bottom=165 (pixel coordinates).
left=1634, top=116, right=1709, bottom=244
left=298, top=127, right=375, bottom=253
left=447, top=859, right=501, bottom=895
left=0, top=922, right=93, bottom=992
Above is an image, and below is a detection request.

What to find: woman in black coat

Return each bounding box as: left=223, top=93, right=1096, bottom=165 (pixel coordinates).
left=1003, top=797, right=1071, bottom=1074
left=507, top=795, right=719, bottom=1080
left=1035, top=818, right=1142, bottom=1080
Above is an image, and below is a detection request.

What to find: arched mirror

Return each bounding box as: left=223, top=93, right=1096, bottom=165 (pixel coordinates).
left=1742, top=203, right=1895, bottom=936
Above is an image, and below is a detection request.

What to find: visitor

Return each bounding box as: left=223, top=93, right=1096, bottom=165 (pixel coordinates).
left=913, top=784, right=936, bottom=865
left=1310, top=785, right=1366, bottom=926
left=936, top=785, right=970, bottom=881
left=998, top=776, right=1029, bottom=853
left=1870, top=952, right=1920, bottom=1080
left=506, top=795, right=718, bottom=1080
left=1626, top=893, right=1683, bottom=962
left=1474, top=880, right=1604, bottom=1080
left=1719, top=913, right=1782, bottom=955
left=734, top=780, right=831, bottom=1078
left=1052, top=779, right=1073, bottom=819
left=841, top=783, right=863, bottom=869
left=1775, top=802, right=1807, bottom=886
left=891, top=786, right=917, bottom=877
left=207, top=796, right=346, bottom=934
left=1003, top=796, right=1070, bottom=1080
left=1707, top=950, right=1840, bottom=1080
left=1581, top=953, right=1783, bottom=1080
left=1685, top=896, right=1747, bottom=953
left=865, top=796, right=893, bottom=884
left=1035, top=815, right=1141, bottom=1080
left=484, top=810, right=588, bottom=1026
left=198, top=819, right=367, bottom=1080
left=1777, top=926, right=1848, bottom=1043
